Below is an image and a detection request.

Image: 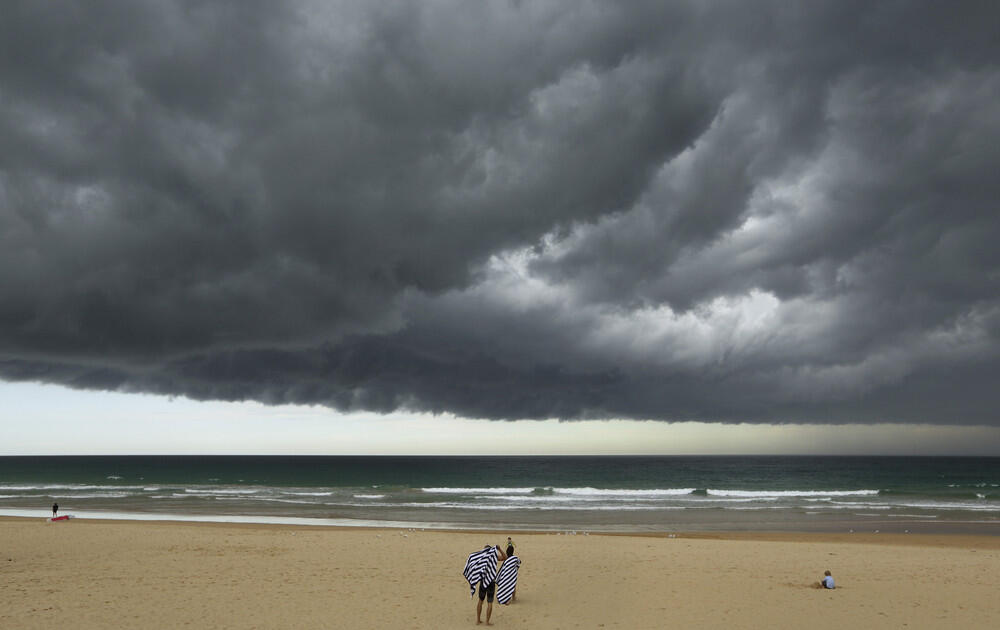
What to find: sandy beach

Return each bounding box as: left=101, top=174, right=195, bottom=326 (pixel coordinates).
left=1, top=517, right=998, bottom=629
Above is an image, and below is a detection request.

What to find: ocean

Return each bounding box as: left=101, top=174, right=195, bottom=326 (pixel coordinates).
left=1, top=456, right=998, bottom=533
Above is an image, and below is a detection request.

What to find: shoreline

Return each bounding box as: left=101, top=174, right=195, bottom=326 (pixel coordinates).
left=4, top=514, right=1000, bottom=546
left=4, top=507, right=1000, bottom=536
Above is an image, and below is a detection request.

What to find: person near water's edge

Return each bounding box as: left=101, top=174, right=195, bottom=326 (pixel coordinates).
left=52, top=503, right=58, bottom=517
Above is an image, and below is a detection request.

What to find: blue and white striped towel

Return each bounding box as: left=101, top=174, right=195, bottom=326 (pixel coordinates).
left=463, top=546, right=499, bottom=597
left=496, top=555, right=521, bottom=605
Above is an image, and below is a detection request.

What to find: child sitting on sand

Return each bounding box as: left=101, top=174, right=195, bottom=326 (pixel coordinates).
left=816, top=570, right=835, bottom=589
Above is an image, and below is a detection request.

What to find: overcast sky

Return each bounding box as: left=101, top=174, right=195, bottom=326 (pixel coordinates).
left=2, top=1, right=999, bottom=454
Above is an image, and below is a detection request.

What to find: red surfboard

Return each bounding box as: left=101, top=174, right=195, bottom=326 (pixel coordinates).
left=49, top=515, right=70, bottom=522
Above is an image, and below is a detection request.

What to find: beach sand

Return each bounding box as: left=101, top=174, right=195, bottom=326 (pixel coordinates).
left=2, top=517, right=998, bottom=629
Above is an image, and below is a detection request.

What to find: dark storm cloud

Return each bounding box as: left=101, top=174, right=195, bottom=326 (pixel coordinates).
left=2, top=1, right=999, bottom=424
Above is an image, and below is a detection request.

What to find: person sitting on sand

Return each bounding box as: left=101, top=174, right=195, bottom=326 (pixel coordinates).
left=819, top=570, right=835, bottom=589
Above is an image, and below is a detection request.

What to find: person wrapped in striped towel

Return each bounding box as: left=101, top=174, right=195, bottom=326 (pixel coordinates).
left=496, top=553, right=521, bottom=605
left=463, top=544, right=507, bottom=625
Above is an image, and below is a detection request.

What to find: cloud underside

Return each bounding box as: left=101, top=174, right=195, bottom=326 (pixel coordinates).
left=2, top=1, right=999, bottom=423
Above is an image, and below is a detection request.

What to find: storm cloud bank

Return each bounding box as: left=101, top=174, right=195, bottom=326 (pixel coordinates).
left=2, top=1, right=999, bottom=424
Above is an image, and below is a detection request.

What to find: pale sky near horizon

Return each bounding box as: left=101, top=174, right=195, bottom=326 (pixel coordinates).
left=3, top=381, right=999, bottom=456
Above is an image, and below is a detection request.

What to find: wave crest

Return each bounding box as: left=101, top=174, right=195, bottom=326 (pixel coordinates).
left=706, top=489, right=880, bottom=498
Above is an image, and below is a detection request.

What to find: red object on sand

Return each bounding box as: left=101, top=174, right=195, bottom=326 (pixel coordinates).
left=50, top=515, right=70, bottom=521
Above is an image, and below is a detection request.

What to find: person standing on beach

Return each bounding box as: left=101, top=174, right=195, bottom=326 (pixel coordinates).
left=503, top=538, right=517, bottom=602
left=52, top=502, right=58, bottom=517
left=463, top=544, right=507, bottom=625
left=496, top=551, right=521, bottom=606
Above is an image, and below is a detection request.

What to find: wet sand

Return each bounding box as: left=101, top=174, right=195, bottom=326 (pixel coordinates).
left=2, top=516, right=998, bottom=629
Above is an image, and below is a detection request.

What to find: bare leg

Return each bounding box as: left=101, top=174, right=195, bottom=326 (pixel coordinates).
left=486, top=601, right=493, bottom=625
left=476, top=598, right=483, bottom=624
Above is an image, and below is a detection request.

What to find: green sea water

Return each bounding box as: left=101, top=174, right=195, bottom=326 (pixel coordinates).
left=2, top=456, right=998, bottom=533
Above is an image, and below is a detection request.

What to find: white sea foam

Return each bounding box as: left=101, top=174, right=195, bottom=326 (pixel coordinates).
left=706, top=489, right=879, bottom=498
left=0, top=508, right=450, bottom=530
left=808, top=503, right=891, bottom=510
left=704, top=497, right=778, bottom=503
left=892, top=501, right=1000, bottom=512
left=421, top=487, right=537, bottom=494
left=489, top=495, right=648, bottom=503
left=184, top=488, right=262, bottom=495
left=728, top=506, right=787, bottom=511
left=252, top=497, right=322, bottom=505
left=421, top=487, right=696, bottom=497
left=487, top=493, right=758, bottom=505
left=384, top=502, right=677, bottom=511
left=47, top=492, right=133, bottom=499
left=353, top=494, right=386, bottom=499
left=0, top=484, right=147, bottom=491
left=555, top=487, right=697, bottom=497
